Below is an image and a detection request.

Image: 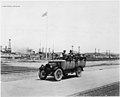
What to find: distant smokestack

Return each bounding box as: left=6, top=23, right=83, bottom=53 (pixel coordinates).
left=9, top=39, right=11, bottom=48
left=39, top=48, right=41, bottom=52
left=78, top=46, right=80, bottom=53
left=106, top=50, right=108, bottom=55
left=42, top=47, right=44, bottom=53
left=52, top=43, right=54, bottom=53
left=40, top=43, right=41, bottom=52
left=49, top=48, right=51, bottom=53
left=95, top=48, right=96, bottom=54
left=8, top=39, right=11, bottom=52
left=5, top=46, right=7, bottom=51
left=72, top=45, right=74, bottom=51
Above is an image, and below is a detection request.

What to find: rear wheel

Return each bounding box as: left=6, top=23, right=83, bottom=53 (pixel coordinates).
left=76, top=67, right=82, bottom=77
left=54, top=68, right=63, bottom=81
left=39, top=70, right=47, bottom=80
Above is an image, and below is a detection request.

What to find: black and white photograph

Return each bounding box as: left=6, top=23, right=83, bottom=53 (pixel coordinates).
left=1, top=0, right=120, bottom=96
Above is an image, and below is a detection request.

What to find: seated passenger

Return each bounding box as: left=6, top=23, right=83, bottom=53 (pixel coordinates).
left=82, top=54, right=87, bottom=61
left=66, top=50, right=73, bottom=61
left=62, top=50, right=67, bottom=60
left=79, top=54, right=83, bottom=61
left=74, top=53, right=79, bottom=62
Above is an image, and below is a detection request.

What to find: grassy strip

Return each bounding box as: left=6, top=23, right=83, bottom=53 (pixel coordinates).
left=1, top=63, right=38, bottom=74
left=86, top=63, right=119, bottom=67
left=70, top=82, right=119, bottom=96
left=1, top=61, right=119, bottom=74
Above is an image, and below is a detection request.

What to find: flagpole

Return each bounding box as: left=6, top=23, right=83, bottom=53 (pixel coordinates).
left=42, top=11, right=48, bottom=60
left=45, top=11, right=48, bottom=60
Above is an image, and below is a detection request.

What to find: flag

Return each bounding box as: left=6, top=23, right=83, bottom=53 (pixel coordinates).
left=42, top=12, right=47, bottom=17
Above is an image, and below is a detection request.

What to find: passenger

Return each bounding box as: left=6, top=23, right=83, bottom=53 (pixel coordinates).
left=76, top=53, right=80, bottom=61
left=82, top=54, right=86, bottom=71
left=74, top=53, right=79, bottom=67
left=68, top=50, right=74, bottom=61
left=74, top=53, right=79, bottom=62
left=62, top=50, right=67, bottom=60
left=79, top=54, right=83, bottom=61
left=82, top=54, right=87, bottom=61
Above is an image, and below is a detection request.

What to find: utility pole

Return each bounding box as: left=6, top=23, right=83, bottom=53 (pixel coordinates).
left=106, top=50, right=108, bottom=55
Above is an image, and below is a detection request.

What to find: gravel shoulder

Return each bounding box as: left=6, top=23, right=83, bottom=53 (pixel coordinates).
left=70, top=82, right=120, bottom=96
left=1, top=71, right=38, bottom=82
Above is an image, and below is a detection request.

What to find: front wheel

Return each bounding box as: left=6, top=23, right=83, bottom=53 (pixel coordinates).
left=54, top=68, right=63, bottom=81
left=76, top=67, right=82, bottom=77
left=39, top=70, right=47, bottom=80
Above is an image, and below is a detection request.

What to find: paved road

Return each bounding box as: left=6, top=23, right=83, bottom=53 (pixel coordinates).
left=1, top=66, right=119, bottom=97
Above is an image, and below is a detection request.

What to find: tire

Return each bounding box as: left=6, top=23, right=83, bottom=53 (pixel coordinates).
left=76, top=67, right=82, bottom=77
left=54, top=68, right=63, bottom=81
left=39, top=70, right=47, bottom=80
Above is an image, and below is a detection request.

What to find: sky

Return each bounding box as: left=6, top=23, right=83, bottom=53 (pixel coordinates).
left=1, top=1, right=119, bottom=53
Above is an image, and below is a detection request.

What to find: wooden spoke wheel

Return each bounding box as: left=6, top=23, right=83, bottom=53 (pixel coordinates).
left=39, top=70, right=47, bottom=80
left=76, top=67, right=82, bottom=77
left=54, top=68, right=63, bottom=81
